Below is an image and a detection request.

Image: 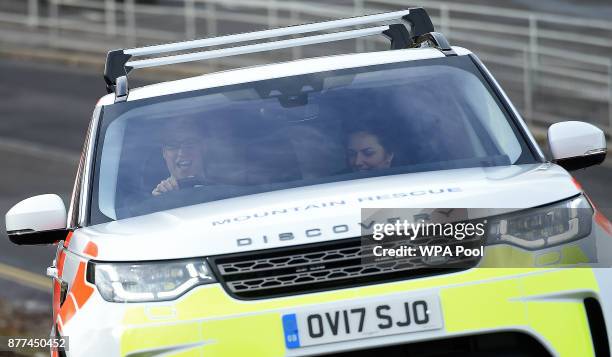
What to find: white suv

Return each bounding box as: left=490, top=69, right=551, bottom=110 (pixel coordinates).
left=5, top=8, right=612, bottom=357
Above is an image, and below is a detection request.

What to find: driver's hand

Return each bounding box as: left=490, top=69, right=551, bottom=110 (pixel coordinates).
left=152, top=176, right=179, bottom=196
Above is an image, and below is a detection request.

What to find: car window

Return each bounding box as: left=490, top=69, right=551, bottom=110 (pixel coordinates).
left=90, top=56, right=536, bottom=224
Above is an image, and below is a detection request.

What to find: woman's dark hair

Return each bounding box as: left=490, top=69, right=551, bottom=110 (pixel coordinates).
left=344, top=120, right=398, bottom=155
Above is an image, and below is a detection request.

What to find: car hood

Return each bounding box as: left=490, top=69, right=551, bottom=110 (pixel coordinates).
left=76, top=163, right=580, bottom=261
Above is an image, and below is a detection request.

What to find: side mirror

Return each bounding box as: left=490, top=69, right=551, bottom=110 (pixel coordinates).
left=548, top=121, right=607, bottom=171
left=5, top=194, right=69, bottom=245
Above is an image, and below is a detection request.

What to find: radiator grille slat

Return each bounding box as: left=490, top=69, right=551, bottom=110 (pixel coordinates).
left=211, top=236, right=481, bottom=299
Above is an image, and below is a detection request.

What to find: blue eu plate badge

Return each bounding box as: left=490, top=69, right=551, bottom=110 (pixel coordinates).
left=282, top=313, right=301, bottom=349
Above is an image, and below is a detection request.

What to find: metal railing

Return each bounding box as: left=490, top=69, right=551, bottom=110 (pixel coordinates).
left=1, top=0, right=611, bottom=136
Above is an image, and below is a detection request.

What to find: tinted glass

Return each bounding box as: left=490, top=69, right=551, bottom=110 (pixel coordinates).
left=90, top=56, right=536, bottom=224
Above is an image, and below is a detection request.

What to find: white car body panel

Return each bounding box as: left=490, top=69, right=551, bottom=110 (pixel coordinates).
left=548, top=121, right=607, bottom=159
left=5, top=194, right=67, bottom=233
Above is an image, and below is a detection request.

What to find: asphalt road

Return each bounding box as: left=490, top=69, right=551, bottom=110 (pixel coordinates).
left=0, top=56, right=610, bottom=323
left=0, top=60, right=93, bottom=316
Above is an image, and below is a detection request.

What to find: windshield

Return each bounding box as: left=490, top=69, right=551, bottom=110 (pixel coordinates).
left=90, top=56, right=536, bottom=224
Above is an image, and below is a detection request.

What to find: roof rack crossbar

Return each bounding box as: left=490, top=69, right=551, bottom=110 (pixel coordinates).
left=124, top=9, right=413, bottom=57
left=127, top=26, right=389, bottom=70
left=103, top=7, right=441, bottom=97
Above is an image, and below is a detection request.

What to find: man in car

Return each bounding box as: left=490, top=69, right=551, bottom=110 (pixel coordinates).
left=152, top=119, right=208, bottom=196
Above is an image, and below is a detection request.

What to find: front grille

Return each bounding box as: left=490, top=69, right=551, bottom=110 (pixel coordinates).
left=211, top=235, right=482, bottom=299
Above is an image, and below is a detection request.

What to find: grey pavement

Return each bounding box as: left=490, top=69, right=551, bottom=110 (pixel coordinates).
left=0, top=59, right=103, bottom=152
left=0, top=58, right=96, bottom=275
left=0, top=58, right=99, bottom=310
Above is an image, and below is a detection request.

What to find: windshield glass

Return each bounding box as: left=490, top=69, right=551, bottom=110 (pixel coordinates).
left=90, top=56, right=536, bottom=224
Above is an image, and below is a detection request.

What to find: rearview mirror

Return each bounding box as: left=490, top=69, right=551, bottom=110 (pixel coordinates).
left=5, top=194, right=69, bottom=245
left=548, top=121, right=607, bottom=171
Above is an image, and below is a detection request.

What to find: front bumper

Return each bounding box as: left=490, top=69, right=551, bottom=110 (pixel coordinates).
left=61, top=267, right=608, bottom=357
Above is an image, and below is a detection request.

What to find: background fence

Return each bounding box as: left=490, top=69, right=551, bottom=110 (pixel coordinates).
left=1, top=0, right=611, bottom=137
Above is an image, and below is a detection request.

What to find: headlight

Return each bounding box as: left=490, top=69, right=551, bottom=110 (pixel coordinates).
left=89, top=259, right=216, bottom=302
left=487, top=195, right=592, bottom=249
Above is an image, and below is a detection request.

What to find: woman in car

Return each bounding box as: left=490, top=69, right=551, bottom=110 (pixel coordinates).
left=346, top=123, right=396, bottom=172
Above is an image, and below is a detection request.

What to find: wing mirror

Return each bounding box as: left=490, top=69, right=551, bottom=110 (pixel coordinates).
left=5, top=194, right=69, bottom=245
left=548, top=121, right=607, bottom=171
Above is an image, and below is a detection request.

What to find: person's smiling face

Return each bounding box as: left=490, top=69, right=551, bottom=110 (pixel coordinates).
left=162, top=126, right=206, bottom=180
left=347, top=131, right=394, bottom=172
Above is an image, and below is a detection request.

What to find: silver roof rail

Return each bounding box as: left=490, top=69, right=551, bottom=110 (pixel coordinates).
left=128, top=26, right=389, bottom=69
left=104, top=7, right=445, bottom=97
left=126, top=9, right=413, bottom=57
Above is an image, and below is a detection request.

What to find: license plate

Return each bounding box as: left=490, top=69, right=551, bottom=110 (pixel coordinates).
left=282, top=295, right=442, bottom=349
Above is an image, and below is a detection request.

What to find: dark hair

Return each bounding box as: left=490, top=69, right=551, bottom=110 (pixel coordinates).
left=344, top=120, right=397, bottom=154
left=159, top=117, right=206, bottom=145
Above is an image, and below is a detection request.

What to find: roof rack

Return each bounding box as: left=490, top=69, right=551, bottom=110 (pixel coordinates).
left=104, top=7, right=453, bottom=100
